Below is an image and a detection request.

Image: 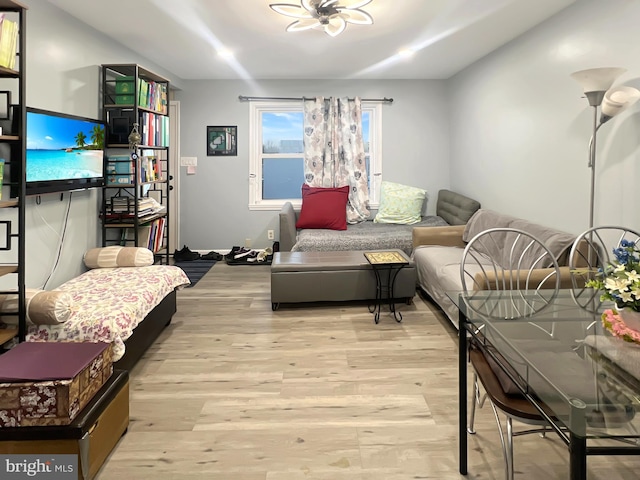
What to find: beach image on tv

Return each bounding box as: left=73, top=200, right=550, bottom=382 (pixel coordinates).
left=26, top=110, right=105, bottom=182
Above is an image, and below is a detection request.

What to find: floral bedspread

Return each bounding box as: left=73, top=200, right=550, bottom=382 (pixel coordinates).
left=292, top=215, right=449, bottom=255
left=27, top=266, right=190, bottom=361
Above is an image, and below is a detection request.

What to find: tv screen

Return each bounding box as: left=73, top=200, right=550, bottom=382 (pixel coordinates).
left=23, top=107, right=105, bottom=196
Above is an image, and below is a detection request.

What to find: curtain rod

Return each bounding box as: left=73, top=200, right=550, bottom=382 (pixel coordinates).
left=238, top=95, right=393, bottom=104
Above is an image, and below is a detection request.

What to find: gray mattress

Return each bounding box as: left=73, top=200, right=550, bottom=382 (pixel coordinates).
left=291, top=216, right=449, bottom=254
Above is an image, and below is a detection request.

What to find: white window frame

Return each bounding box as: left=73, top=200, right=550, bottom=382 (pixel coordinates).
left=249, top=100, right=382, bottom=211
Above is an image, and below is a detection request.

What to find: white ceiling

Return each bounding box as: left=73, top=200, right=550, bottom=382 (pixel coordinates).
left=45, top=0, right=576, bottom=81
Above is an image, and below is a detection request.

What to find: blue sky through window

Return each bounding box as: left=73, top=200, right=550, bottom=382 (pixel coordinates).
left=261, top=110, right=371, bottom=199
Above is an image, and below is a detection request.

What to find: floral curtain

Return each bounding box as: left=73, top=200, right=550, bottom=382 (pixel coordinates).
left=303, top=96, right=369, bottom=223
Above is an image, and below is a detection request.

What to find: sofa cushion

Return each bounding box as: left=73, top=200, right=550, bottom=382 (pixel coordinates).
left=463, top=209, right=517, bottom=243
left=509, top=219, right=576, bottom=267
left=295, top=184, right=349, bottom=230
left=462, top=209, right=576, bottom=269
left=0, top=289, right=73, bottom=325
left=84, top=246, right=154, bottom=269
left=374, top=181, right=426, bottom=225
left=436, top=189, right=481, bottom=225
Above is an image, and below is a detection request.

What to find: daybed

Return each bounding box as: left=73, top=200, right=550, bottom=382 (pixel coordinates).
left=412, top=209, right=578, bottom=328
left=13, top=247, right=190, bottom=370
left=279, top=189, right=481, bottom=254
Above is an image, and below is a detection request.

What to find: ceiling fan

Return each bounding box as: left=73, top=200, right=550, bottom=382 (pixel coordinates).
left=269, top=0, right=374, bottom=37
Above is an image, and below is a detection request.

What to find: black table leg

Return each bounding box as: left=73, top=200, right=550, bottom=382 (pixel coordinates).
left=569, top=432, right=587, bottom=480
left=459, top=308, right=468, bottom=475
left=368, top=266, right=383, bottom=323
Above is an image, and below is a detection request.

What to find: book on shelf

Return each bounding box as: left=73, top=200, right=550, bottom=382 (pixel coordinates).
left=0, top=15, right=17, bottom=70
left=121, top=217, right=165, bottom=252
left=106, top=155, right=134, bottom=184
left=139, top=154, right=158, bottom=182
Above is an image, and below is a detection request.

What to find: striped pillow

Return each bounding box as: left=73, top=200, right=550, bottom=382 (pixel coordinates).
left=84, top=246, right=154, bottom=269
left=0, top=289, right=73, bottom=325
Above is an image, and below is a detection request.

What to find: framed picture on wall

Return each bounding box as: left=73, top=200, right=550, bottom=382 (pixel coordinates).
left=207, top=126, right=237, bottom=156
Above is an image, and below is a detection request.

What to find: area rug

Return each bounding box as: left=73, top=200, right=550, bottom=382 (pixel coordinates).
left=173, top=259, right=216, bottom=288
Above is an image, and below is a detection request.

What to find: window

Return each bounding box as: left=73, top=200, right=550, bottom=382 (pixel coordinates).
left=249, top=101, right=382, bottom=211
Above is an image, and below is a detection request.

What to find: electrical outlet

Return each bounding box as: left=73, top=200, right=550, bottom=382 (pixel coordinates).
left=267, top=230, right=274, bottom=240
left=244, top=238, right=252, bottom=248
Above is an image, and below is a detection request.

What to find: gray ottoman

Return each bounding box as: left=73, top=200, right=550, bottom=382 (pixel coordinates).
left=270, top=249, right=416, bottom=309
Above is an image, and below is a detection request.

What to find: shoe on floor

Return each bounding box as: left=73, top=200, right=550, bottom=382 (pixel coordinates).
left=174, top=245, right=201, bottom=262
left=202, top=251, right=223, bottom=261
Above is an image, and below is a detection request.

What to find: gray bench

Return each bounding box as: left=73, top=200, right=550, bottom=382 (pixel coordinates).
left=270, top=249, right=416, bottom=310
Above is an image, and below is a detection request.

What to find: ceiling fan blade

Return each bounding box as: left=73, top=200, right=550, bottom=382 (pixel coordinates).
left=336, top=0, right=372, bottom=9
left=270, top=3, right=314, bottom=18
left=324, top=16, right=346, bottom=36
left=340, top=8, right=373, bottom=25
left=301, top=0, right=322, bottom=13
left=286, top=18, right=322, bottom=32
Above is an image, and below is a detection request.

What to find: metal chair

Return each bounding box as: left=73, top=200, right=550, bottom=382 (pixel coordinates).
left=461, top=227, right=562, bottom=480
left=569, top=225, right=640, bottom=313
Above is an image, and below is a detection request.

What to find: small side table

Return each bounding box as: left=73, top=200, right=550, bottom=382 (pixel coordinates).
left=364, top=251, right=410, bottom=324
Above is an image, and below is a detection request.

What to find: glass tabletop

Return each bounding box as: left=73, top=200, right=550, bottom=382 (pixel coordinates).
left=449, top=289, right=640, bottom=439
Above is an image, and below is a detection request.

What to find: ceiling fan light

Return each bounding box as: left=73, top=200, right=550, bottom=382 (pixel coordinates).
left=340, top=8, right=373, bottom=25
left=270, top=3, right=313, bottom=18
left=339, top=0, right=372, bottom=9
left=271, top=0, right=373, bottom=36
left=325, top=17, right=346, bottom=36
left=287, top=18, right=322, bottom=32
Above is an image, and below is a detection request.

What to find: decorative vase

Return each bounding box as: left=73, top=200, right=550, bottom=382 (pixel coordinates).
left=617, top=307, right=640, bottom=334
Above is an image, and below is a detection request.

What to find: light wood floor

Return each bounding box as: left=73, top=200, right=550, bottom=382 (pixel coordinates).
left=97, top=262, right=639, bottom=479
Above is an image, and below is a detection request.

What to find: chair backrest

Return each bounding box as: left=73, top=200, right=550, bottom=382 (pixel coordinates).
left=569, top=226, right=640, bottom=311
left=460, top=228, right=561, bottom=320
left=461, top=227, right=561, bottom=293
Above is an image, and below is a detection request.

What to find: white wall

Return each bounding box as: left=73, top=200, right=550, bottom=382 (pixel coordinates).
left=175, top=79, right=450, bottom=251
left=14, top=0, right=180, bottom=287
left=449, top=0, right=640, bottom=235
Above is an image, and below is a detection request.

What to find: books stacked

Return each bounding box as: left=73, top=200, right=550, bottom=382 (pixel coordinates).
left=107, top=197, right=156, bottom=218
left=0, top=14, right=18, bottom=69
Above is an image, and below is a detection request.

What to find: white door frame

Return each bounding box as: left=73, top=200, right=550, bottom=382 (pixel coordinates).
left=169, top=100, right=180, bottom=253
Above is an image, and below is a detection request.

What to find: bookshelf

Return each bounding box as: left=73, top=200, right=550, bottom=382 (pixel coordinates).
left=0, top=0, right=26, bottom=345
left=100, top=64, right=170, bottom=264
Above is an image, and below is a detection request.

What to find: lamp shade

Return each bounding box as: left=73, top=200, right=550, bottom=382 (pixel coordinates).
left=600, top=85, right=640, bottom=123
left=570, top=67, right=626, bottom=93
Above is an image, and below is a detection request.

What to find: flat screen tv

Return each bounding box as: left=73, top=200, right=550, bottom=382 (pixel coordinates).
left=22, top=107, right=105, bottom=196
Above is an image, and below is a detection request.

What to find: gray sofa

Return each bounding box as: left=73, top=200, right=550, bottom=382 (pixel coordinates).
left=279, top=189, right=481, bottom=254
left=412, top=209, right=579, bottom=328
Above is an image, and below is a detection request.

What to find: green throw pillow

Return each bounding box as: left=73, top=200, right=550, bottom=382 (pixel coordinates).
left=374, top=181, right=426, bottom=225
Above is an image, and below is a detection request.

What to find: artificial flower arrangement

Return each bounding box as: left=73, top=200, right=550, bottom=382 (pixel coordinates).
left=585, top=239, right=640, bottom=312
left=585, top=238, right=640, bottom=343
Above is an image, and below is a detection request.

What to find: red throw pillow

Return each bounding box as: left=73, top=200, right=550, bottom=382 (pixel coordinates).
left=295, top=184, right=349, bottom=230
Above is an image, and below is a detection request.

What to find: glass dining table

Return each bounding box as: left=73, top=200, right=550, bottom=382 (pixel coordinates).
left=448, top=289, right=640, bottom=480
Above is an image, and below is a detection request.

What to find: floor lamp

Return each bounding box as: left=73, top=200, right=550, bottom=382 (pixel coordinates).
left=571, top=67, right=640, bottom=228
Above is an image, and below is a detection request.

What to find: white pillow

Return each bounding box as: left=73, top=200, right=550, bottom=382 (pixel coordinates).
left=84, top=246, right=154, bottom=269
left=0, top=289, right=73, bottom=325
left=374, top=181, right=426, bottom=225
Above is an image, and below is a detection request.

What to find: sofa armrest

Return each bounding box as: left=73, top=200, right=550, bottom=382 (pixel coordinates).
left=472, top=266, right=577, bottom=291
left=279, top=202, right=298, bottom=252
left=412, top=225, right=467, bottom=249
